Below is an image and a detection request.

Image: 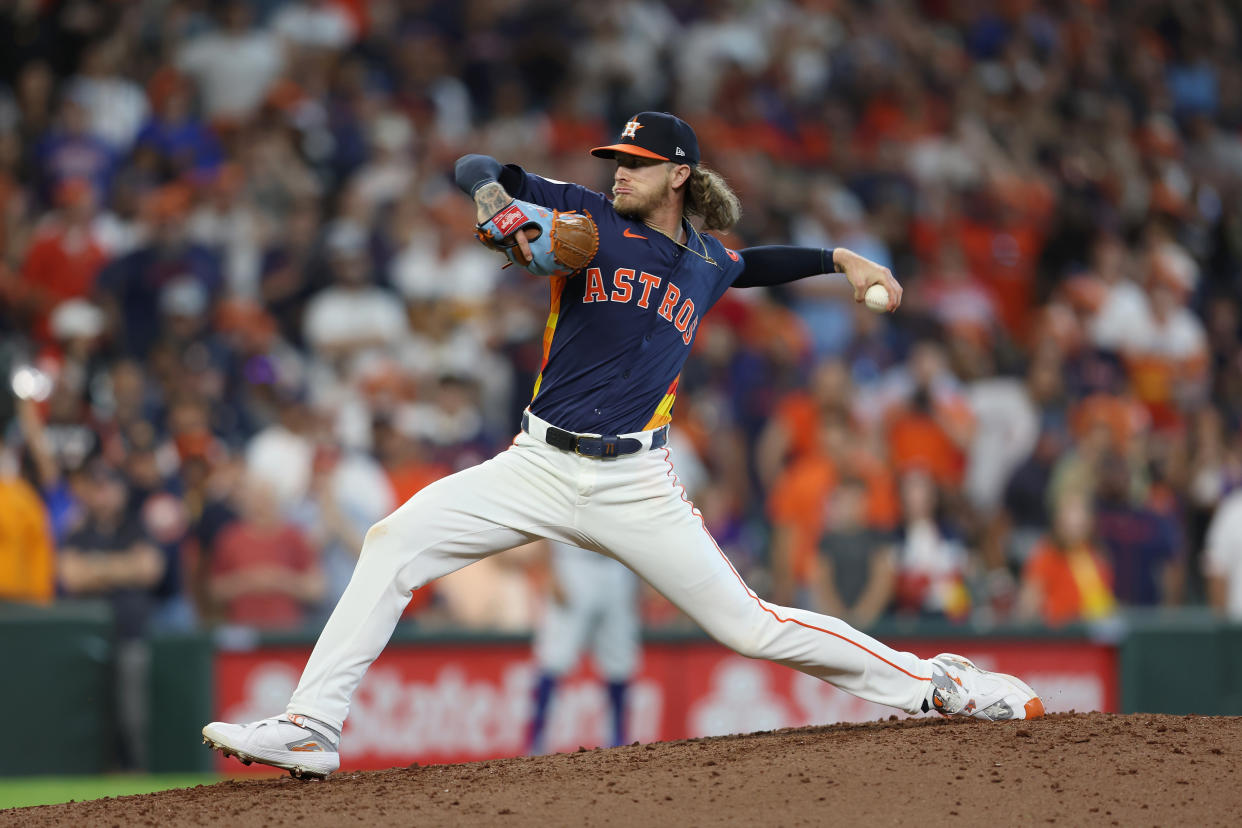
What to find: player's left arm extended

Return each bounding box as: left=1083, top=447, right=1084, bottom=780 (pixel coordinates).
left=454, top=154, right=599, bottom=276
left=454, top=154, right=522, bottom=231
left=735, top=245, right=903, bottom=311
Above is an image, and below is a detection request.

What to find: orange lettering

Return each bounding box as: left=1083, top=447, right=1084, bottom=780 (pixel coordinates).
left=682, top=315, right=698, bottom=345
left=674, top=298, right=695, bottom=332
left=611, top=268, right=635, bottom=303
left=584, top=267, right=607, bottom=303
left=636, top=272, right=661, bottom=308
left=658, top=283, right=681, bottom=321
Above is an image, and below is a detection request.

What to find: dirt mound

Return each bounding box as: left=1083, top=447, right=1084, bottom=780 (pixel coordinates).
left=5, top=713, right=1240, bottom=827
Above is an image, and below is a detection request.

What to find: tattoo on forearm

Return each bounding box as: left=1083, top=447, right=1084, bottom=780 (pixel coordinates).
left=474, top=182, right=512, bottom=221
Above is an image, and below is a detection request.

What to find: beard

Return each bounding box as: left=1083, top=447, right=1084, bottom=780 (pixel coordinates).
left=613, top=180, right=671, bottom=220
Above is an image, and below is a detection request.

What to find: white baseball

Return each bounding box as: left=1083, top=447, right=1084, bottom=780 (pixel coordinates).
left=864, top=283, right=890, bottom=312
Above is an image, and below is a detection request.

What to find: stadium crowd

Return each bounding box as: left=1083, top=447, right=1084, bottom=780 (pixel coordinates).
left=2, top=0, right=1242, bottom=643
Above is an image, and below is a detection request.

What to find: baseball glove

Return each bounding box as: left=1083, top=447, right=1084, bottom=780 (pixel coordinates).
left=476, top=198, right=599, bottom=277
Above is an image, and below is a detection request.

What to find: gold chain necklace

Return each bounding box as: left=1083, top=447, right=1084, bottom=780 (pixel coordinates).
left=643, top=219, right=718, bottom=267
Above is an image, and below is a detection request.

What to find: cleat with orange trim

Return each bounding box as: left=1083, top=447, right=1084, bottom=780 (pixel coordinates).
left=202, top=715, right=340, bottom=778
left=926, top=653, right=1045, bottom=722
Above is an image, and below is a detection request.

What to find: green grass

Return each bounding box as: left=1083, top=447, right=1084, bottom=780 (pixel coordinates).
left=0, top=774, right=218, bottom=809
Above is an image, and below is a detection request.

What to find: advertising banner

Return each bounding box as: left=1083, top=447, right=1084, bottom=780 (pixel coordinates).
left=214, top=638, right=1116, bottom=772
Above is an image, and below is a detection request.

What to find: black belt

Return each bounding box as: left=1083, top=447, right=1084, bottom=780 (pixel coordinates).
left=522, top=412, right=668, bottom=458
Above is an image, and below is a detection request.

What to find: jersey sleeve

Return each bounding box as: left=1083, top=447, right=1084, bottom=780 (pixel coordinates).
left=702, top=236, right=747, bottom=306
left=499, top=164, right=611, bottom=214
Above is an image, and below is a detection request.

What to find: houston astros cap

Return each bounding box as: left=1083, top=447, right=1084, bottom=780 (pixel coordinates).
left=590, top=112, right=700, bottom=166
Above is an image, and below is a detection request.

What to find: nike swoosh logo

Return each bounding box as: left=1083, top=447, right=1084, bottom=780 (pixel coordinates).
left=623, top=228, right=647, bottom=240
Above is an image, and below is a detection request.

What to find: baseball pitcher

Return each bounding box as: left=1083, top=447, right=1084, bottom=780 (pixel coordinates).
left=204, top=112, right=1044, bottom=778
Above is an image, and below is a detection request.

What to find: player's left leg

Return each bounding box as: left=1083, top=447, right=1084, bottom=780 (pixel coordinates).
left=203, top=434, right=584, bottom=776
left=584, top=448, right=1043, bottom=721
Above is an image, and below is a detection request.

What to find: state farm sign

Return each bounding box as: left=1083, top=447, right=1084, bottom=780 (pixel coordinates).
left=214, top=638, right=1116, bottom=773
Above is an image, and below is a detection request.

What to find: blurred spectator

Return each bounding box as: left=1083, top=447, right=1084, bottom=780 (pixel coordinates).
left=881, top=340, right=975, bottom=490
left=40, top=377, right=99, bottom=477
left=134, top=68, right=223, bottom=181
left=972, top=345, right=1066, bottom=597
left=33, top=92, right=116, bottom=207
left=917, top=242, right=999, bottom=349
left=246, top=391, right=316, bottom=509
left=302, top=222, right=408, bottom=367
left=1186, top=408, right=1242, bottom=578
left=963, top=351, right=1046, bottom=521
left=238, top=119, right=320, bottom=221
left=208, top=473, right=324, bottom=630
left=13, top=387, right=81, bottom=544
left=1093, top=455, right=1184, bottom=607
left=1047, top=395, right=1145, bottom=518
left=389, top=193, right=503, bottom=304
left=373, top=417, right=450, bottom=504
left=1018, top=491, right=1116, bottom=628
left=17, top=178, right=111, bottom=341
left=181, top=449, right=242, bottom=619
left=891, top=470, right=971, bottom=621
left=118, top=422, right=195, bottom=631
left=1080, top=232, right=1146, bottom=353
left=395, top=373, right=491, bottom=470
left=789, top=183, right=892, bottom=358
left=48, top=297, right=108, bottom=381
left=175, top=1, right=285, bottom=124
left=63, top=38, right=149, bottom=153
left=95, top=183, right=223, bottom=357
left=432, top=541, right=542, bottom=631
left=813, top=477, right=895, bottom=629
left=756, top=357, right=855, bottom=489
left=1204, top=487, right=1242, bottom=621
left=768, top=414, right=897, bottom=605
left=58, top=461, right=165, bottom=770
left=350, top=111, right=417, bottom=215
left=1118, top=243, right=1210, bottom=428
left=271, top=1, right=357, bottom=52
left=258, top=197, right=322, bottom=346
left=293, top=432, right=395, bottom=616
left=187, top=163, right=267, bottom=300
left=58, top=461, right=165, bottom=637
left=0, top=418, right=55, bottom=604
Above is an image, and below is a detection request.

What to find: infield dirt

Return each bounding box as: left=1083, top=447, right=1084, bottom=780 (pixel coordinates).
left=4, top=712, right=1240, bottom=827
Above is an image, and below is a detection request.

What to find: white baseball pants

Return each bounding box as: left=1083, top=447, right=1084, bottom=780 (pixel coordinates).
left=287, top=426, right=933, bottom=732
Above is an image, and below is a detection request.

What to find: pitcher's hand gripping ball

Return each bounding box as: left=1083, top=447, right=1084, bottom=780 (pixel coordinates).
left=864, top=283, right=891, bottom=312
left=476, top=198, right=599, bottom=277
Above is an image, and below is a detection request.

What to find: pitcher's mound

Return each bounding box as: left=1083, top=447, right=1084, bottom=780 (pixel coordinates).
left=5, top=713, right=1240, bottom=827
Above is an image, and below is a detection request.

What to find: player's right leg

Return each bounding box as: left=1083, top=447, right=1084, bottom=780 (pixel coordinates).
left=203, top=433, right=578, bottom=777
left=586, top=448, right=1043, bottom=722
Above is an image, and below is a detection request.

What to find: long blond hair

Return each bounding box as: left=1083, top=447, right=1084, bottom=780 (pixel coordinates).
left=683, top=165, right=742, bottom=231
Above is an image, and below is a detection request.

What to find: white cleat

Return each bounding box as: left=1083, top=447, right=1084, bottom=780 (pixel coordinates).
left=926, top=653, right=1046, bottom=721
left=202, top=714, right=340, bottom=779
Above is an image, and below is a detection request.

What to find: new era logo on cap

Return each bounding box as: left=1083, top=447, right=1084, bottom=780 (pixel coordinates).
left=590, top=112, right=700, bottom=166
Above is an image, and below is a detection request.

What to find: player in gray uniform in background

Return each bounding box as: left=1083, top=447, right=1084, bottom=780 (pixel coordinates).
left=528, top=540, right=640, bottom=754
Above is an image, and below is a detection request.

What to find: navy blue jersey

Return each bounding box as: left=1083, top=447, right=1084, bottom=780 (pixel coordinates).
left=504, top=166, right=745, bottom=434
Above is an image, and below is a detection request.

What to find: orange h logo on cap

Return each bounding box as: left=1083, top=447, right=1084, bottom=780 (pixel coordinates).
left=621, top=119, right=643, bottom=139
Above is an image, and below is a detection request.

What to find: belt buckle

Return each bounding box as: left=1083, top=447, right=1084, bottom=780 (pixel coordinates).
left=575, top=436, right=621, bottom=457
